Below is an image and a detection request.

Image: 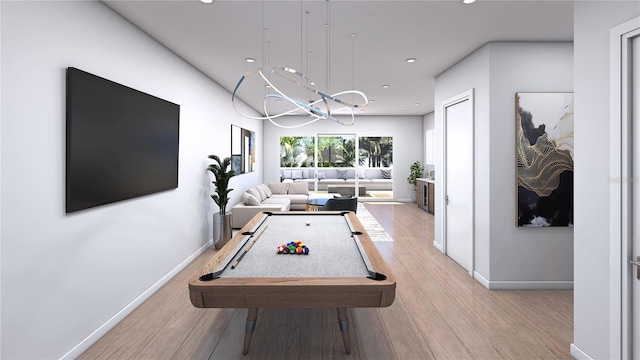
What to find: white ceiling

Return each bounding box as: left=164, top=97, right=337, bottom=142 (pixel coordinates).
left=104, top=0, right=574, bottom=116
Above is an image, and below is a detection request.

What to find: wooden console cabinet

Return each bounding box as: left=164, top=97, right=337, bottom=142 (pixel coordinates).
left=416, top=179, right=426, bottom=210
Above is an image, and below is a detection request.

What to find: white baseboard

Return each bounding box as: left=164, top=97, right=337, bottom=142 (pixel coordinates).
left=570, top=343, right=593, bottom=360
left=59, top=239, right=213, bottom=360
left=473, top=271, right=573, bottom=290
left=433, top=240, right=444, bottom=253
left=474, top=271, right=491, bottom=288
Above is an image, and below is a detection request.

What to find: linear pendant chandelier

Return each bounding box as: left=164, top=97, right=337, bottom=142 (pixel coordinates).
left=231, top=0, right=368, bottom=128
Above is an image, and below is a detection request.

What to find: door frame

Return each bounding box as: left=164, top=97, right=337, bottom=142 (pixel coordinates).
left=609, top=16, right=640, bottom=360
left=441, top=89, right=475, bottom=277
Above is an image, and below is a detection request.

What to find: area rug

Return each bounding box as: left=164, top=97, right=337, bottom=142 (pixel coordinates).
left=356, top=204, right=393, bottom=242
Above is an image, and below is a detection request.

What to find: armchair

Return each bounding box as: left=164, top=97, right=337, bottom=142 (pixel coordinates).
left=319, top=197, right=358, bottom=213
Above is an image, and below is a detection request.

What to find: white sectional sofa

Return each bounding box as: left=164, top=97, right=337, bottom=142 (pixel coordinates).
left=281, top=168, right=393, bottom=191
left=231, top=182, right=310, bottom=229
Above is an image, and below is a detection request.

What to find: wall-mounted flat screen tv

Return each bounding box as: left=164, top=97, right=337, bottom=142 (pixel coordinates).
left=66, top=67, right=180, bottom=213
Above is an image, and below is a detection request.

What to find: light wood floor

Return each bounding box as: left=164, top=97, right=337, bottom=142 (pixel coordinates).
left=79, top=202, right=573, bottom=359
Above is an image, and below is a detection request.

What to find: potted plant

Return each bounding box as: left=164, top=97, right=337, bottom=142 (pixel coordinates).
left=207, top=154, right=234, bottom=249
left=407, top=160, right=424, bottom=202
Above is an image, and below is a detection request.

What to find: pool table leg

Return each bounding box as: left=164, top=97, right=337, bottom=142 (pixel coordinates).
left=337, top=307, right=351, bottom=354
left=242, top=307, right=259, bottom=355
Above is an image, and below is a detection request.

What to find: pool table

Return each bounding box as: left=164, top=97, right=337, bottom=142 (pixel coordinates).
left=189, top=211, right=396, bottom=354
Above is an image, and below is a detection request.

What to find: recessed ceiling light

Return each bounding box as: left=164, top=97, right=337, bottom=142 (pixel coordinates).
left=405, top=58, right=417, bottom=63
left=369, top=99, right=375, bottom=102
left=382, top=85, right=390, bottom=89
left=414, top=103, right=420, bottom=106
left=245, top=58, right=256, bottom=63
left=200, top=0, right=214, bottom=3
left=461, top=0, right=477, bottom=4
left=401, top=110, right=406, bottom=113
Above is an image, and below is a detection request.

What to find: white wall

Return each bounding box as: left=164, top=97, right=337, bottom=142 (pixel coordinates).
left=572, top=2, right=640, bottom=359
left=434, top=42, right=574, bottom=288
left=434, top=45, right=491, bottom=276
left=0, top=1, right=261, bottom=359
left=488, top=42, right=573, bottom=284
left=263, top=115, right=423, bottom=202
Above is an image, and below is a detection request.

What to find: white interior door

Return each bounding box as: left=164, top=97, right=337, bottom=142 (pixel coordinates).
left=632, top=33, right=639, bottom=360
left=610, top=18, right=640, bottom=360
left=444, top=90, right=474, bottom=275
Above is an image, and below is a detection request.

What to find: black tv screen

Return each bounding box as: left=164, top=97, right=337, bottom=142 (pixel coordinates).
left=66, top=67, right=180, bottom=213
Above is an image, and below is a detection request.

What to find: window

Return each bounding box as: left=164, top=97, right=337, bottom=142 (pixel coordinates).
left=317, top=134, right=355, bottom=168
left=281, top=134, right=391, bottom=169
left=359, top=136, right=393, bottom=168
left=280, top=136, right=315, bottom=167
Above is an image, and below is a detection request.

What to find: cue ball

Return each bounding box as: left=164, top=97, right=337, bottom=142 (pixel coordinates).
left=306, top=220, right=310, bottom=226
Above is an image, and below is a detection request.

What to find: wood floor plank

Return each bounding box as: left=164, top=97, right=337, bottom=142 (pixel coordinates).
left=370, top=296, right=435, bottom=360
left=350, top=308, right=397, bottom=359
left=171, top=308, right=234, bottom=359
left=282, top=308, right=324, bottom=360
left=374, top=240, right=473, bottom=360
left=321, top=308, right=362, bottom=360
left=207, top=309, right=247, bottom=360
left=79, top=202, right=573, bottom=359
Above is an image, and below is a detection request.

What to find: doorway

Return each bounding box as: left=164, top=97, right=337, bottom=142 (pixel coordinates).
left=442, top=89, right=474, bottom=276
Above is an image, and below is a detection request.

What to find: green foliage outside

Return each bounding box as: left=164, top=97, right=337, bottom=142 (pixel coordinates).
left=280, top=135, right=394, bottom=169
left=280, top=136, right=315, bottom=167
left=317, top=135, right=355, bottom=168
left=358, top=137, right=393, bottom=167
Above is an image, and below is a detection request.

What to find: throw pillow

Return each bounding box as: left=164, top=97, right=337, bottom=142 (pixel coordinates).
left=316, top=171, right=326, bottom=179
left=268, top=182, right=288, bottom=194
left=302, top=169, right=309, bottom=179
left=292, top=170, right=303, bottom=179
left=336, top=169, right=348, bottom=179
left=260, top=183, right=272, bottom=197
left=283, top=170, right=293, bottom=179
left=247, top=187, right=261, bottom=201
left=357, top=169, right=366, bottom=179
left=381, top=169, right=392, bottom=179
left=243, top=192, right=260, bottom=206
left=255, top=185, right=268, bottom=201
left=289, top=182, right=309, bottom=195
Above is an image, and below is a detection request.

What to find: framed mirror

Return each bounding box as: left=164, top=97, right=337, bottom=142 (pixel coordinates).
left=231, top=125, right=256, bottom=175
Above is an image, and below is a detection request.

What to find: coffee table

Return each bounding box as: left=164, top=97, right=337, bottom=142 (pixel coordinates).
left=305, top=198, right=329, bottom=211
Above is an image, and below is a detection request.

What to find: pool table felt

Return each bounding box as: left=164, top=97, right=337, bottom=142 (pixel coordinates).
left=218, top=214, right=370, bottom=278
